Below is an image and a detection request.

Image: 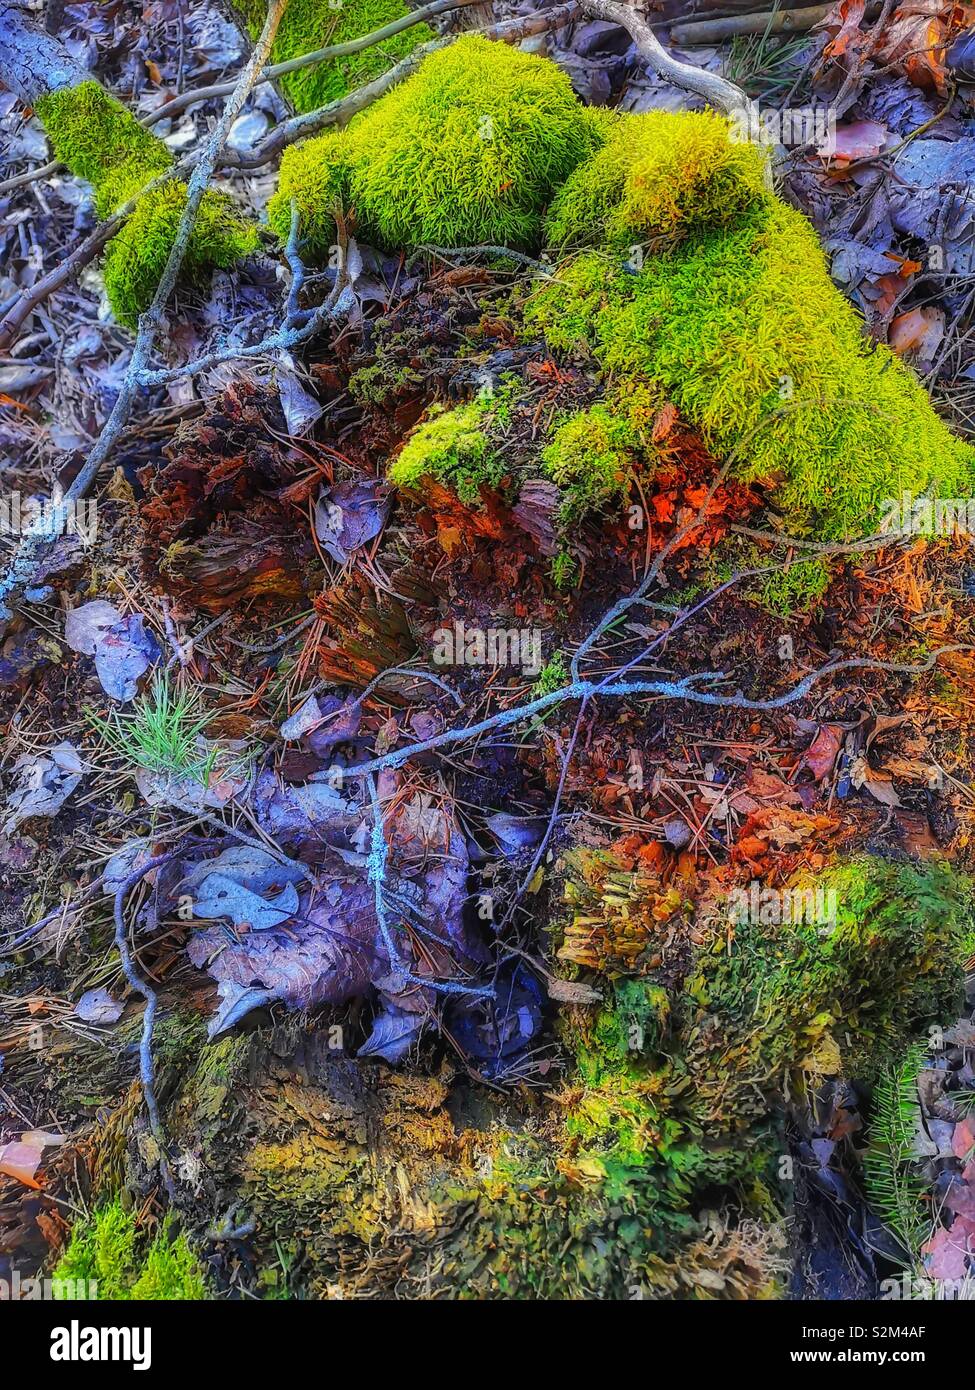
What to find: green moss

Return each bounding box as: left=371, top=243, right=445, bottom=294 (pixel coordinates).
left=104, top=181, right=260, bottom=328
left=234, top=0, right=433, bottom=114
left=389, top=401, right=501, bottom=504
left=129, top=1231, right=210, bottom=1300
left=687, top=857, right=970, bottom=1120
left=267, top=127, right=351, bottom=258
left=35, top=80, right=258, bottom=326
left=551, top=546, right=579, bottom=592
left=542, top=403, right=640, bottom=522
left=52, top=1200, right=210, bottom=1300
left=270, top=35, right=600, bottom=254
left=36, top=82, right=171, bottom=215
left=532, top=652, right=569, bottom=697
left=545, top=109, right=768, bottom=250
left=758, top=556, right=832, bottom=615
left=528, top=200, right=975, bottom=538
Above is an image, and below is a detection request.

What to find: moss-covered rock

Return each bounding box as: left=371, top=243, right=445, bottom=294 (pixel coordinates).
left=233, top=0, right=433, bottom=114
left=35, top=80, right=258, bottom=325
left=269, top=35, right=601, bottom=254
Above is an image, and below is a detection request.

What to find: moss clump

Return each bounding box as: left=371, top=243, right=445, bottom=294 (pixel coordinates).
left=53, top=1201, right=209, bottom=1300
left=529, top=201, right=975, bottom=538
left=104, top=181, right=260, bottom=328
left=389, top=401, right=502, bottom=505
left=234, top=0, right=433, bottom=114
left=545, top=110, right=768, bottom=250
left=758, top=556, right=832, bottom=615
left=36, top=82, right=171, bottom=215
left=35, top=81, right=258, bottom=325
left=268, top=128, right=350, bottom=260
left=686, top=857, right=969, bottom=1122
left=543, top=400, right=646, bottom=522
left=389, top=379, right=526, bottom=505
left=269, top=35, right=600, bottom=254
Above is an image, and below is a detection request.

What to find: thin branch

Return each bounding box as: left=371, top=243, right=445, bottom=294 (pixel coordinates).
left=113, top=851, right=181, bottom=1203
left=579, top=0, right=756, bottom=125
left=345, top=647, right=972, bottom=780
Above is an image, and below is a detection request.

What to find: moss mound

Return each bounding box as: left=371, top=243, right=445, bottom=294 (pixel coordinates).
left=545, top=109, right=768, bottom=249
left=389, top=399, right=505, bottom=505
left=234, top=0, right=433, bottom=114
left=269, top=34, right=601, bottom=253
left=103, top=181, right=260, bottom=329
left=36, top=81, right=258, bottom=326
left=528, top=197, right=975, bottom=538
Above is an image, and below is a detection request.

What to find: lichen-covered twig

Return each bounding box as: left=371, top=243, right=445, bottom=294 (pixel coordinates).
left=132, top=196, right=353, bottom=388
left=348, top=647, right=971, bottom=781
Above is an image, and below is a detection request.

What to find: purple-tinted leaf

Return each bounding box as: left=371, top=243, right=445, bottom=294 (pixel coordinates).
left=314, top=480, right=390, bottom=566
left=358, top=1003, right=424, bottom=1062
left=64, top=599, right=122, bottom=656
left=93, top=614, right=161, bottom=702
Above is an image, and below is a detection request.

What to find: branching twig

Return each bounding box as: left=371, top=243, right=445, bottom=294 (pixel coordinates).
left=348, top=648, right=971, bottom=780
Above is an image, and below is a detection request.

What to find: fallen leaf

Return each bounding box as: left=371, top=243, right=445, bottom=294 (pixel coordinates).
left=2, top=741, right=85, bottom=834
left=75, top=987, right=125, bottom=1025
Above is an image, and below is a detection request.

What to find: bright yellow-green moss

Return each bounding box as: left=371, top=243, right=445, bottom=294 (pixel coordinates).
left=36, top=82, right=171, bottom=216
left=542, top=404, right=640, bottom=521
left=234, top=0, right=433, bottom=114
left=269, top=128, right=351, bottom=259
left=758, top=556, right=832, bottom=614
left=545, top=109, right=768, bottom=249
left=541, top=382, right=663, bottom=522
left=529, top=199, right=975, bottom=538
left=35, top=81, right=258, bottom=326
left=389, top=400, right=503, bottom=505
left=104, top=181, right=260, bottom=328
left=269, top=35, right=601, bottom=254
left=52, top=1200, right=210, bottom=1300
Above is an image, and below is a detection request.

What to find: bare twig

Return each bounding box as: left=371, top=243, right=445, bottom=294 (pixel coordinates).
left=113, top=851, right=181, bottom=1202
left=347, top=647, right=971, bottom=781
left=580, top=0, right=756, bottom=124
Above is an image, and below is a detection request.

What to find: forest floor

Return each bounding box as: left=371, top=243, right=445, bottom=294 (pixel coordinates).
left=2, top=0, right=975, bottom=1302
